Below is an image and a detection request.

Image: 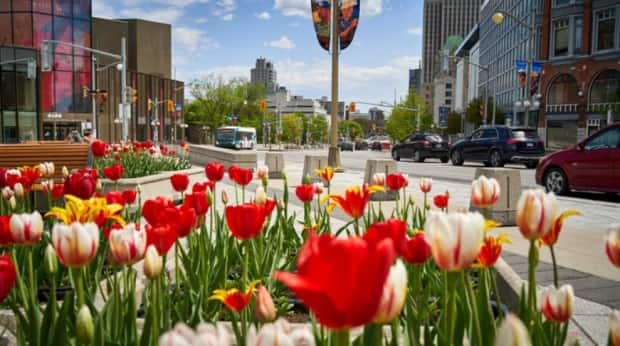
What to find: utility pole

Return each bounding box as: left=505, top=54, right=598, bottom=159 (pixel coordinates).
left=328, top=0, right=342, bottom=169
left=91, top=55, right=97, bottom=138
left=120, top=37, right=129, bottom=142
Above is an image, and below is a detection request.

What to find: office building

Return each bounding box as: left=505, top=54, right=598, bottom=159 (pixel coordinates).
left=422, top=0, right=483, bottom=109
left=251, top=58, right=278, bottom=94
left=319, top=97, right=345, bottom=120
left=0, top=0, right=183, bottom=143
left=538, top=0, right=620, bottom=149
left=267, top=88, right=328, bottom=119
left=409, top=68, right=422, bottom=95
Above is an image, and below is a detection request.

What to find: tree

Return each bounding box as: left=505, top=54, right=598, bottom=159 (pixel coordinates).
left=302, top=115, right=328, bottom=144
left=447, top=111, right=462, bottom=135
left=338, top=120, right=363, bottom=140
left=385, top=91, right=430, bottom=141
left=352, top=118, right=373, bottom=136
left=465, top=96, right=504, bottom=128
left=281, top=113, right=303, bottom=143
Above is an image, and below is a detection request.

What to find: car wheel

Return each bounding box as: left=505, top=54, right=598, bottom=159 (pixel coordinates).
left=413, top=150, right=424, bottom=163
left=440, top=156, right=449, bottom=163
left=544, top=168, right=568, bottom=195
left=489, top=150, right=504, bottom=167
left=392, top=149, right=400, bottom=161
left=451, top=150, right=463, bottom=166
left=525, top=161, right=538, bottom=169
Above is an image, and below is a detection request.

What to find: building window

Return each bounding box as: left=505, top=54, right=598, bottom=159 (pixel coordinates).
left=552, top=18, right=569, bottom=57
left=573, top=17, right=582, bottom=55
left=552, top=0, right=582, bottom=7
left=594, top=8, right=616, bottom=52
left=445, top=91, right=452, bottom=97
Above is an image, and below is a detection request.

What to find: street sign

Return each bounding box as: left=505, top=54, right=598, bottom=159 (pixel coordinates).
left=438, top=106, right=450, bottom=129
left=175, top=104, right=182, bottom=112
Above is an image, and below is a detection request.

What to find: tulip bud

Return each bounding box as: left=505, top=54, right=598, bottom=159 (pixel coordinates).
left=76, top=305, right=94, bottom=345
left=13, top=183, right=24, bottom=197
left=62, top=166, right=69, bottom=178
left=516, top=189, right=558, bottom=240
left=96, top=179, right=102, bottom=192
left=221, top=190, right=229, bottom=205
left=419, top=177, right=432, bottom=193
left=494, top=314, right=531, bottom=346
left=8, top=196, right=16, bottom=210
left=539, top=284, right=574, bottom=322
left=372, top=173, right=386, bottom=186
left=313, top=182, right=324, bottom=195
left=44, top=244, right=58, bottom=275
left=277, top=199, right=285, bottom=210
left=257, top=166, right=269, bottom=180
left=471, top=175, right=500, bottom=208
left=610, top=310, right=620, bottom=346
left=207, top=190, right=214, bottom=206
left=136, top=184, right=142, bottom=193
left=255, top=186, right=267, bottom=205
left=373, top=260, right=408, bottom=324
left=255, top=286, right=277, bottom=322
left=144, top=245, right=163, bottom=279
left=2, top=187, right=13, bottom=201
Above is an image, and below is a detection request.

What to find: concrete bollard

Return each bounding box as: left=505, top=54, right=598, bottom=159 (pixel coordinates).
left=363, top=159, right=398, bottom=201
left=302, top=155, right=328, bottom=184
left=265, top=152, right=285, bottom=179
left=470, top=167, right=521, bottom=225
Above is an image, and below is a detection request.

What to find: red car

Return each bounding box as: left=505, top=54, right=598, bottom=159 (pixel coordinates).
left=536, top=123, right=620, bottom=195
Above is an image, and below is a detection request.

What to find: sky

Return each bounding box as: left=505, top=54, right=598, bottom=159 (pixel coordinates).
left=93, top=0, right=424, bottom=112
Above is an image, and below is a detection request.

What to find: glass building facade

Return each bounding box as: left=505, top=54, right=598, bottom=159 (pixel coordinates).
left=0, top=0, right=91, bottom=143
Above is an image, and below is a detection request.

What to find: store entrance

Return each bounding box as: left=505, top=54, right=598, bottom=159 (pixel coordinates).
left=42, top=121, right=83, bottom=141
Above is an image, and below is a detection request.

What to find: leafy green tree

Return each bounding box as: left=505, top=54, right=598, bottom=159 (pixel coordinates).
left=465, top=96, right=504, bottom=128
left=385, top=91, right=431, bottom=141
left=281, top=113, right=303, bottom=143
left=302, top=115, right=328, bottom=144
left=352, top=118, right=373, bottom=136
left=338, top=120, right=363, bottom=140
left=447, top=111, right=462, bottom=135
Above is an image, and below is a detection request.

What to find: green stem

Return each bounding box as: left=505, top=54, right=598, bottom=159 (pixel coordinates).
left=28, top=249, right=40, bottom=346
left=549, top=245, right=559, bottom=288
left=528, top=240, right=539, bottom=322
left=74, top=268, right=85, bottom=308
left=463, top=271, right=484, bottom=346
left=490, top=268, right=504, bottom=322
left=332, top=329, right=350, bottom=346
left=445, top=272, right=458, bottom=346
left=354, top=218, right=360, bottom=236
left=242, top=241, right=249, bottom=288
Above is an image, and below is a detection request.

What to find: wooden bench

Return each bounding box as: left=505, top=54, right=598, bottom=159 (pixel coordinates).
left=0, top=142, right=90, bottom=180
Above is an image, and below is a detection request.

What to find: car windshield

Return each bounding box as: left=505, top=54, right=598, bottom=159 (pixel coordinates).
left=425, top=135, right=443, bottom=142
left=512, top=129, right=539, bottom=139
left=217, top=128, right=235, bottom=142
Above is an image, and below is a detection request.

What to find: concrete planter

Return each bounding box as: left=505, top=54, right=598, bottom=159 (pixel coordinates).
left=100, top=167, right=204, bottom=198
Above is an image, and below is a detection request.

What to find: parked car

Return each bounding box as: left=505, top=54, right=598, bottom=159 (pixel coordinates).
left=370, top=136, right=391, bottom=151
left=338, top=139, right=354, bottom=151
left=536, top=123, right=620, bottom=195
left=355, top=140, right=369, bottom=150
left=449, top=126, right=544, bottom=168
left=391, top=132, right=449, bottom=163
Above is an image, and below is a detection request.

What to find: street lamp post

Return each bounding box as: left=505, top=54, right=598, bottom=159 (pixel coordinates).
left=327, top=0, right=342, bottom=170
left=492, top=5, right=536, bottom=128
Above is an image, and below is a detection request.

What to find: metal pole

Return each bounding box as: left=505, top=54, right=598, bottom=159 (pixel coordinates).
left=483, top=85, right=488, bottom=126
left=91, top=55, right=97, bottom=138
left=154, top=97, right=159, bottom=144
left=524, top=3, right=533, bottom=128
left=328, top=0, right=342, bottom=169
left=492, top=83, right=497, bottom=125
left=120, top=37, right=128, bottom=142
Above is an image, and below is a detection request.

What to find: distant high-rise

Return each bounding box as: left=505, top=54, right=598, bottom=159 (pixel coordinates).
left=251, top=58, right=278, bottom=94
left=409, top=68, right=422, bottom=95
left=422, top=0, right=482, bottom=108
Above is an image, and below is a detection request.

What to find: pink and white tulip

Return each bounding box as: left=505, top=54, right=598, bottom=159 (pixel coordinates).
left=374, top=260, right=408, bottom=324
left=9, top=211, right=43, bottom=245
left=39, top=162, right=55, bottom=177
left=108, top=223, right=147, bottom=265
left=52, top=222, right=99, bottom=268
left=539, top=284, right=574, bottom=323
left=372, top=173, right=386, bottom=186
left=494, top=313, right=531, bottom=346
left=143, top=245, right=163, bottom=279
left=605, top=225, right=620, bottom=268
left=516, top=189, right=558, bottom=240
left=419, top=178, right=432, bottom=193
left=471, top=175, right=500, bottom=208
left=256, top=166, right=269, bottom=181
left=610, top=310, right=620, bottom=346
left=424, top=211, right=485, bottom=271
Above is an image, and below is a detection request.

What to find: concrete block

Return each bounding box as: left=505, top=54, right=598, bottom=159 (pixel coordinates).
left=470, top=167, right=521, bottom=225
left=302, top=155, right=328, bottom=184
left=188, top=145, right=257, bottom=171
left=363, top=159, right=398, bottom=201
left=265, top=152, right=285, bottom=179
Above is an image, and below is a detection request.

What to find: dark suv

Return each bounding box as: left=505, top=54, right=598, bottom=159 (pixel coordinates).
left=449, top=126, right=545, bottom=168
left=391, top=132, right=449, bottom=163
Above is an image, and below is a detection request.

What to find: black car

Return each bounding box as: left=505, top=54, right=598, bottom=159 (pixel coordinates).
left=449, top=126, right=545, bottom=168
left=391, top=132, right=450, bottom=163
left=338, top=139, right=354, bottom=151
left=355, top=140, right=369, bottom=150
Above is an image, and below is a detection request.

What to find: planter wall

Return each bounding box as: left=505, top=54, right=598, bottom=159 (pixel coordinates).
left=100, top=167, right=204, bottom=200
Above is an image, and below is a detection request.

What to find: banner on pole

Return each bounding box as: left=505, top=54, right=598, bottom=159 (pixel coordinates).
left=516, top=60, right=527, bottom=88
left=339, top=0, right=360, bottom=50
left=311, top=0, right=331, bottom=51
left=530, top=61, right=543, bottom=97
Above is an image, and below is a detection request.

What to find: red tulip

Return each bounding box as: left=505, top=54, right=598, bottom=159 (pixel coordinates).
left=228, top=165, right=239, bottom=182
left=170, top=173, right=190, bottom=192
left=146, top=223, right=177, bottom=255
left=91, top=140, right=107, bottom=157
left=105, top=191, right=125, bottom=206
left=174, top=205, right=197, bottom=238
left=386, top=173, right=408, bottom=191
left=4, top=169, right=21, bottom=189
left=64, top=169, right=98, bottom=200
left=192, top=181, right=214, bottom=193
left=225, top=201, right=274, bottom=240
left=0, top=215, right=11, bottom=246
left=274, top=233, right=396, bottom=330
left=103, top=163, right=123, bottom=181
left=18, top=166, right=41, bottom=191
left=0, top=254, right=17, bottom=304
left=476, top=233, right=511, bottom=268
left=51, top=184, right=65, bottom=200
left=206, top=162, right=225, bottom=182
left=183, top=191, right=210, bottom=216
left=142, top=197, right=176, bottom=226
left=122, top=189, right=137, bottom=204
left=363, top=219, right=407, bottom=256
left=433, top=194, right=449, bottom=209
left=0, top=168, right=7, bottom=188
left=295, top=184, right=316, bottom=203
left=402, top=232, right=432, bottom=264
left=233, top=167, right=253, bottom=186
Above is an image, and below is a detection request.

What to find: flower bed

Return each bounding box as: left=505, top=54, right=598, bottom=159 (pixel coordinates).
left=0, top=162, right=619, bottom=346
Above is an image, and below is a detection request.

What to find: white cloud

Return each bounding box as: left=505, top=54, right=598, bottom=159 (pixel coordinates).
left=256, top=11, right=271, bottom=20
left=196, top=17, right=208, bottom=23
left=155, top=0, right=210, bottom=7
left=92, top=2, right=117, bottom=18
left=212, top=0, right=236, bottom=20
left=274, top=0, right=309, bottom=18
left=119, top=7, right=183, bottom=23
left=362, top=0, right=384, bottom=17
left=173, top=27, right=219, bottom=52
left=407, top=26, right=422, bottom=35
left=221, top=13, right=234, bottom=21
left=266, top=36, right=296, bottom=50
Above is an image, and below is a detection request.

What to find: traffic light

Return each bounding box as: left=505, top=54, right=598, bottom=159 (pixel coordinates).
left=349, top=102, right=356, bottom=113
left=41, top=41, right=52, bottom=72
left=167, top=100, right=174, bottom=112
left=147, top=98, right=153, bottom=112
left=131, top=89, right=138, bottom=103
left=480, top=102, right=484, bottom=119
left=259, top=99, right=267, bottom=112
